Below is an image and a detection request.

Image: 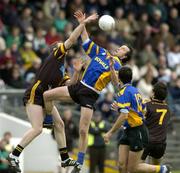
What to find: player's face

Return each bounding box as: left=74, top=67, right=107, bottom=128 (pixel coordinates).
left=114, top=45, right=130, bottom=58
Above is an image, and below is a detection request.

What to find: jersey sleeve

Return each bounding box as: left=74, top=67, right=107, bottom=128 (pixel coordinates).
left=59, top=73, right=70, bottom=86
left=116, top=90, right=131, bottom=113
left=82, top=39, right=106, bottom=59
left=52, top=43, right=66, bottom=59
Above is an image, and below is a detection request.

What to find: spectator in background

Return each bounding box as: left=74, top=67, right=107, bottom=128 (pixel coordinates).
left=63, top=108, right=78, bottom=152
left=33, top=28, right=46, bottom=51
left=20, top=41, right=38, bottom=70
left=167, top=43, right=180, bottom=69
left=11, top=43, right=23, bottom=66
left=18, top=7, right=32, bottom=32
left=147, top=0, right=167, bottom=22
left=32, top=9, right=51, bottom=31
left=0, top=36, right=6, bottom=53
left=8, top=65, right=24, bottom=88
left=135, top=25, right=153, bottom=51
left=97, top=92, right=115, bottom=122
left=127, top=11, right=140, bottom=34
left=85, top=0, right=98, bottom=14
left=149, top=9, right=163, bottom=33
left=3, top=132, right=13, bottom=153
left=54, top=10, right=68, bottom=33
left=137, top=69, right=153, bottom=99
left=138, top=12, right=149, bottom=29
left=24, top=58, right=42, bottom=79
left=168, top=8, right=180, bottom=36
left=135, top=0, right=147, bottom=18
left=45, top=27, right=61, bottom=46
left=127, top=58, right=140, bottom=85
left=43, top=0, right=60, bottom=20
left=169, top=76, right=180, bottom=117
left=137, top=43, right=158, bottom=67
left=0, top=139, right=10, bottom=173
left=153, top=23, right=175, bottom=49
left=5, top=26, right=22, bottom=48
left=36, top=44, right=49, bottom=63
left=23, top=26, right=34, bottom=43
left=88, top=111, right=109, bottom=173
left=114, top=7, right=129, bottom=33
left=67, top=0, right=84, bottom=18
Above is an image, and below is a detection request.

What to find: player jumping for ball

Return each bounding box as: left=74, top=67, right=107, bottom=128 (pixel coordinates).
left=8, top=13, right=98, bottom=173
left=43, top=10, right=133, bottom=173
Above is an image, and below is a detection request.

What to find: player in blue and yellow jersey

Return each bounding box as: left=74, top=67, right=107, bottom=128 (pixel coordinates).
left=43, top=11, right=132, bottom=173
left=104, top=67, right=171, bottom=173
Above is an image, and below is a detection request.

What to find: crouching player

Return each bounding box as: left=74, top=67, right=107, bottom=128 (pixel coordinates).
left=104, top=67, right=171, bottom=173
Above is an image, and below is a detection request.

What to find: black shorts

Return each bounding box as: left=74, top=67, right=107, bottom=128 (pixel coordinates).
left=23, top=80, right=45, bottom=107
left=68, top=81, right=99, bottom=109
left=141, top=143, right=166, bottom=160
left=118, top=124, right=149, bottom=152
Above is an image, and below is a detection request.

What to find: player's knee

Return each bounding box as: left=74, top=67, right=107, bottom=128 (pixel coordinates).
left=54, top=119, right=64, bottom=129
left=33, top=126, right=43, bottom=136
left=119, top=160, right=127, bottom=171
left=79, top=126, right=88, bottom=137
left=127, top=164, right=137, bottom=173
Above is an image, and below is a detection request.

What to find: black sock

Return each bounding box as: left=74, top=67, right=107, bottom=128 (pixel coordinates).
left=12, top=145, right=24, bottom=157
left=59, top=147, right=69, bottom=161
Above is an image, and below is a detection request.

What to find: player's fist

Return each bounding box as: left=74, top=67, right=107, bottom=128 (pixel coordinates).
left=111, top=101, right=119, bottom=112
left=103, top=132, right=112, bottom=144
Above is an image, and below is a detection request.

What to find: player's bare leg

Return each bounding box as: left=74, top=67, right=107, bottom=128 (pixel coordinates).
left=43, top=86, right=73, bottom=114
left=8, top=104, right=44, bottom=172
left=127, top=151, right=170, bottom=173
left=71, top=107, right=93, bottom=173
left=118, top=145, right=129, bottom=173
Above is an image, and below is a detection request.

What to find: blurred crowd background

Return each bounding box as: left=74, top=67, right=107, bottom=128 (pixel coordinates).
left=0, top=0, right=180, bottom=172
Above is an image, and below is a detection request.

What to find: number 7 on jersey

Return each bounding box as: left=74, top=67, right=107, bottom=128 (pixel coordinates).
left=156, top=109, right=167, bottom=125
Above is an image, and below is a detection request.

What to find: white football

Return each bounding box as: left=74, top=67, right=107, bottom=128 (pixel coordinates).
left=98, top=15, right=115, bottom=31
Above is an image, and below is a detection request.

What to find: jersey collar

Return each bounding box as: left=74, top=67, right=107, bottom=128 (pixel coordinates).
left=106, top=51, right=122, bottom=65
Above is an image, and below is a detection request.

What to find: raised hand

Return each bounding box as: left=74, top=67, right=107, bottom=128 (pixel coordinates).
left=74, top=10, right=86, bottom=24
left=74, top=10, right=98, bottom=24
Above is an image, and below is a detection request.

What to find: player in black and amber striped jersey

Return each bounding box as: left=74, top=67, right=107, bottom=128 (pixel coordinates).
left=142, top=82, right=171, bottom=164
left=8, top=13, right=98, bottom=173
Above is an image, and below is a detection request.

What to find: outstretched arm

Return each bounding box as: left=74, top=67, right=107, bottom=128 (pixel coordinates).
left=64, top=13, right=98, bottom=50
left=104, top=112, right=128, bottom=143
left=74, top=10, right=90, bottom=42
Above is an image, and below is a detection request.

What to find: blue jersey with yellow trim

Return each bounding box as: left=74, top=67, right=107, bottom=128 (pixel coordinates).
left=116, top=84, right=146, bottom=128
left=82, top=39, right=122, bottom=91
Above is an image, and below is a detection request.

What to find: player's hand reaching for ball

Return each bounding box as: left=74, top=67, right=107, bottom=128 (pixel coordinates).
left=73, top=58, right=84, bottom=72
left=103, top=131, right=112, bottom=144
left=74, top=10, right=98, bottom=24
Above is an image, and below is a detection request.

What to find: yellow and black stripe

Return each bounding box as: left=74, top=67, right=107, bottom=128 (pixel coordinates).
left=28, top=80, right=41, bottom=104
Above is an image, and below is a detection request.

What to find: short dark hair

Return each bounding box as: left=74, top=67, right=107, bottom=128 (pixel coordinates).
left=118, top=66, right=132, bottom=84
left=121, top=45, right=133, bottom=64
left=153, top=82, right=168, bottom=101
